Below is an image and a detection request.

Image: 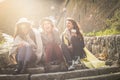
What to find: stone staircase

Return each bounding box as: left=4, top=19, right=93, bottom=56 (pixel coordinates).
left=0, top=66, right=120, bottom=80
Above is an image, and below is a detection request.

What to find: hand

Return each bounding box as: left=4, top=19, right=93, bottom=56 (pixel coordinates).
left=18, top=42, right=25, bottom=48
left=71, top=33, right=77, bottom=36
left=68, top=45, right=72, bottom=49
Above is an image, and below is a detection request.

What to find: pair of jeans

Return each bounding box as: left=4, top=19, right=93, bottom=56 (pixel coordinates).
left=16, top=43, right=35, bottom=72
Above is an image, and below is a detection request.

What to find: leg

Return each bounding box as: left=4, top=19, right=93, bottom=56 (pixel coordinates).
left=71, top=36, right=86, bottom=60
left=61, top=43, right=72, bottom=66
left=24, top=44, right=34, bottom=68
left=17, top=47, right=26, bottom=63
left=45, top=43, right=53, bottom=64
left=53, top=43, right=64, bottom=64
left=15, top=45, right=26, bottom=73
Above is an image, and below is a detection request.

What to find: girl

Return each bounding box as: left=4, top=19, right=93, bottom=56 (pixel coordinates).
left=10, top=18, right=43, bottom=73
left=40, top=18, right=64, bottom=71
left=62, top=18, right=106, bottom=69
left=61, top=18, right=86, bottom=70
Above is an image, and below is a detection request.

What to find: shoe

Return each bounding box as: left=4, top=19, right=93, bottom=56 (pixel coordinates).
left=14, top=68, right=20, bottom=74
left=75, top=60, right=79, bottom=65
left=74, top=56, right=81, bottom=65
left=68, top=65, right=75, bottom=71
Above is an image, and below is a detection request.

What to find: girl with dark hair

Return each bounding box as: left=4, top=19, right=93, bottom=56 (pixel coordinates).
left=61, top=18, right=106, bottom=70
left=61, top=18, right=86, bottom=70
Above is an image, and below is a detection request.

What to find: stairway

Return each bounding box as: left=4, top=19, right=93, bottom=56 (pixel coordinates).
left=0, top=66, right=120, bottom=80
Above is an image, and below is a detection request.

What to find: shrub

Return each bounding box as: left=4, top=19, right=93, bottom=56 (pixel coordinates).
left=84, top=8, right=120, bottom=36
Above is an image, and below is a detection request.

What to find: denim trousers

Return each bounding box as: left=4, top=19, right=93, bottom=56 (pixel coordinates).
left=16, top=43, right=34, bottom=71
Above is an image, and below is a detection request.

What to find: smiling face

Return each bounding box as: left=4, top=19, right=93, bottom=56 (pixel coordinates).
left=43, top=20, right=53, bottom=33
left=66, top=20, right=73, bottom=30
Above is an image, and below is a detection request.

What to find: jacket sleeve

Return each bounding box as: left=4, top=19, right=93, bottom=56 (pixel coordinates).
left=9, top=36, right=23, bottom=56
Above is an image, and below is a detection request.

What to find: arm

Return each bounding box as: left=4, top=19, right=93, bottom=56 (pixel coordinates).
left=9, top=36, right=24, bottom=56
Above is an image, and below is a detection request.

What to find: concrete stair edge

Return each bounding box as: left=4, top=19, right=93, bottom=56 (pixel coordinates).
left=0, top=74, right=29, bottom=80
left=30, top=66, right=120, bottom=80
left=66, top=72, right=120, bottom=80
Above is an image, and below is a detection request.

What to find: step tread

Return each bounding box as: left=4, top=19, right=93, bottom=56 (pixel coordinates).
left=31, top=66, right=120, bottom=80
left=0, top=67, right=120, bottom=80
left=0, top=67, right=44, bottom=74
left=0, top=74, right=29, bottom=80
left=66, top=72, right=120, bottom=80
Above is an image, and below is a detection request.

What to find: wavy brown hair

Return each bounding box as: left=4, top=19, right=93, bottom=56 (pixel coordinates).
left=66, top=18, right=84, bottom=40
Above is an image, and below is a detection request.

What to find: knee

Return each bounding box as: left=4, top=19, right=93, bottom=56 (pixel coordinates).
left=22, top=43, right=33, bottom=50
left=61, top=43, right=67, bottom=48
left=18, top=43, right=32, bottom=52
left=71, top=36, right=78, bottom=41
left=24, top=43, right=31, bottom=47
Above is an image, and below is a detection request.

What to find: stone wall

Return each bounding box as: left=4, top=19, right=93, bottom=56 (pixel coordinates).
left=0, top=49, right=10, bottom=68
left=84, top=35, right=120, bottom=62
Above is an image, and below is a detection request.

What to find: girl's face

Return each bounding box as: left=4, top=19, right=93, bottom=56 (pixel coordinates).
left=43, top=21, right=53, bottom=33
left=19, top=23, right=30, bottom=35
left=66, top=20, right=73, bottom=30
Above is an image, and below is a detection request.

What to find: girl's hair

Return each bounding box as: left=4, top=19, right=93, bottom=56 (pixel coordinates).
left=66, top=18, right=84, bottom=40
left=14, top=23, right=31, bottom=40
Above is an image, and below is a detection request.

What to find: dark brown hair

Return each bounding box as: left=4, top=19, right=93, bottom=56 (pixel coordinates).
left=66, top=18, right=84, bottom=40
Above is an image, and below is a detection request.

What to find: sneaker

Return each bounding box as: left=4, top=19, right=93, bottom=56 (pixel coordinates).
left=75, top=60, right=79, bottom=65
left=14, top=68, right=20, bottom=74
left=75, top=57, right=80, bottom=64
left=68, top=65, right=75, bottom=71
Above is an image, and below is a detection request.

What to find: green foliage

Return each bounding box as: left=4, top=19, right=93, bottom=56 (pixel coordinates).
left=85, top=8, right=120, bottom=36
left=105, top=8, right=120, bottom=31
left=84, top=29, right=120, bottom=36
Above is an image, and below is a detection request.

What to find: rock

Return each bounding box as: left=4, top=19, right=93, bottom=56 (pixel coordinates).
left=116, top=35, right=120, bottom=63
left=44, top=63, right=68, bottom=73
left=27, top=67, right=45, bottom=74
left=0, top=67, right=45, bottom=74
left=84, top=35, right=120, bottom=66
left=67, top=72, right=120, bottom=80
left=0, top=49, right=10, bottom=68
left=31, top=66, right=120, bottom=80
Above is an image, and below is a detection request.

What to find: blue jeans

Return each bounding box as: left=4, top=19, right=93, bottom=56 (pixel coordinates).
left=16, top=43, right=34, bottom=71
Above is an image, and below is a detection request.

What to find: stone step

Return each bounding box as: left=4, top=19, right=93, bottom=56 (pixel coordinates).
left=0, top=64, right=67, bottom=74
left=31, top=66, right=120, bottom=80
left=0, top=67, right=44, bottom=74
left=66, top=72, right=120, bottom=80
left=0, top=74, right=29, bottom=80
left=0, top=66, right=119, bottom=80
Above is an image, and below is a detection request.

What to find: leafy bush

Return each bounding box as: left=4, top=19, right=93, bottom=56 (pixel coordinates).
left=85, top=8, right=120, bottom=36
